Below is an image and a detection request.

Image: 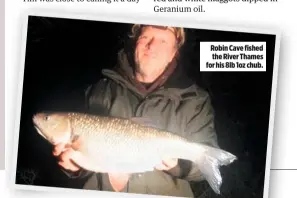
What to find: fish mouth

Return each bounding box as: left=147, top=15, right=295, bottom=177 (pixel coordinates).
left=32, top=114, right=38, bottom=125
left=33, top=125, right=57, bottom=145
left=33, top=114, right=56, bottom=145
left=33, top=125, right=47, bottom=141
left=33, top=115, right=42, bottom=133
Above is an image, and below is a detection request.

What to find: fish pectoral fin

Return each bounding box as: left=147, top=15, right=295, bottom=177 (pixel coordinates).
left=108, top=173, right=130, bottom=192
left=71, top=136, right=82, bottom=151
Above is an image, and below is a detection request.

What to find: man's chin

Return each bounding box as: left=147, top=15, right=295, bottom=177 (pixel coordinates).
left=138, top=61, right=160, bottom=69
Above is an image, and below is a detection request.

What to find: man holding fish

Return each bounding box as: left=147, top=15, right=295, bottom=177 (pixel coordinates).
left=48, top=24, right=227, bottom=197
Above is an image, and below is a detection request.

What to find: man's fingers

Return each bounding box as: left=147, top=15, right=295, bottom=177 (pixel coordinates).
left=53, top=143, right=66, bottom=156
left=58, top=148, right=80, bottom=171
left=155, top=158, right=178, bottom=171
left=162, top=158, right=178, bottom=168
left=60, top=148, right=73, bottom=160
left=58, top=159, right=80, bottom=171
left=108, top=173, right=130, bottom=192
left=58, top=161, right=80, bottom=171
left=154, top=163, right=167, bottom=170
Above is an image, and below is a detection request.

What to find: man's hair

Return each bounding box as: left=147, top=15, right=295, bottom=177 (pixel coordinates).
left=129, top=24, right=186, bottom=49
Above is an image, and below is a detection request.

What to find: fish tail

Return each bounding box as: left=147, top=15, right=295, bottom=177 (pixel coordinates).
left=192, top=144, right=237, bottom=194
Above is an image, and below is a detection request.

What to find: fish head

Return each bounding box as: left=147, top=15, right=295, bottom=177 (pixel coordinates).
left=33, top=112, right=72, bottom=145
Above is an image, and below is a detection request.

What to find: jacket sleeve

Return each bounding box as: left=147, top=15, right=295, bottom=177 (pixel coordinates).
left=60, top=167, right=93, bottom=179
left=178, top=90, right=219, bottom=181
left=85, top=78, right=112, bottom=116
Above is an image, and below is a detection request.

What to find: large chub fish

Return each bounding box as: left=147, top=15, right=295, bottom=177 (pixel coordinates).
left=33, top=112, right=237, bottom=194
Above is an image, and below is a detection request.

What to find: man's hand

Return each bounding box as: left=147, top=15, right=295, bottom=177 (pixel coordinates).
left=155, top=158, right=178, bottom=171
left=53, top=143, right=80, bottom=172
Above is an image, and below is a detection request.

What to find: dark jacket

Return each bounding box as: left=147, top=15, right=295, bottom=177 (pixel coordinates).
left=63, top=49, right=219, bottom=197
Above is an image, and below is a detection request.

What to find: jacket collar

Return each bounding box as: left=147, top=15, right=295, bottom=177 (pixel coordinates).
left=102, top=48, right=195, bottom=96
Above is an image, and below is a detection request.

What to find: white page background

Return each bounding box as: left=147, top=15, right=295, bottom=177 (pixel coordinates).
left=4, top=0, right=297, bottom=198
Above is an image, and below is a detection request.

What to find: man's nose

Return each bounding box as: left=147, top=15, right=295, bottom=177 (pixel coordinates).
left=146, top=37, right=158, bottom=49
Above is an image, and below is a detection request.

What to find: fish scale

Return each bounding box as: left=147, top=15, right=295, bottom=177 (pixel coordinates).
left=33, top=111, right=237, bottom=194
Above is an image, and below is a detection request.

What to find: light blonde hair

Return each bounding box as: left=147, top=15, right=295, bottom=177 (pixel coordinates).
left=129, top=24, right=186, bottom=49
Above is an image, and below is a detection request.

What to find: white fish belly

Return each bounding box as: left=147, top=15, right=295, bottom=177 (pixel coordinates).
left=78, top=135, right=165, bottom=174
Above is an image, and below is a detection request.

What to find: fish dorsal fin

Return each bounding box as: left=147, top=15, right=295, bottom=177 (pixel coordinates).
left=130, top=117, right=162, bottom=130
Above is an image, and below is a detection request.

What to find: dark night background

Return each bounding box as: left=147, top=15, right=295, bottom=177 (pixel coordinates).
left=15, top=16, right=276, bottom=198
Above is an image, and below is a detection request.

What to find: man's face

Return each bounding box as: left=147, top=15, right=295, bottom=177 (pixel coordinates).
left=134, top=26, right=178, bottom=78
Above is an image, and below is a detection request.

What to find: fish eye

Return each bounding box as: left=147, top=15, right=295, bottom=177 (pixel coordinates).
left=44, top=115, right=50, bottom=121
